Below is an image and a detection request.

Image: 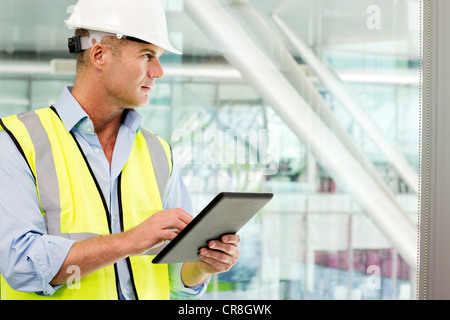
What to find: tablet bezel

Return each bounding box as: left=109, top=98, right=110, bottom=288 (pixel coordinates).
left=152, top=192, right=273, bottom=264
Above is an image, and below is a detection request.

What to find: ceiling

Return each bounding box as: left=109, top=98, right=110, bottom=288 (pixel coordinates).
left=0, top=0, right=420, bottom=60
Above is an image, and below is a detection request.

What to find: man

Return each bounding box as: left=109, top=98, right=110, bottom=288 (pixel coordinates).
left=0, top=0, right=240, bottom=300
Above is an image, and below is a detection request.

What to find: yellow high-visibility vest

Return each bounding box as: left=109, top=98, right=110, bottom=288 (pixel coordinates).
left=0, top=107, right=172, bottom=300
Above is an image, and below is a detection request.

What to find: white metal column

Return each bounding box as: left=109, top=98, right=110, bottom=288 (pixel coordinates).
left=419, top=0, right=450, bottom=300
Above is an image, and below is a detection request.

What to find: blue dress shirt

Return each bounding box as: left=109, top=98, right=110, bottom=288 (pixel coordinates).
left=0, top=86, right=207, bottom=300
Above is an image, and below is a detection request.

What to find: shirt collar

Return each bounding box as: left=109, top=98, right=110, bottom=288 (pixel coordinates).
left=53, top=86, right=143, bottom=134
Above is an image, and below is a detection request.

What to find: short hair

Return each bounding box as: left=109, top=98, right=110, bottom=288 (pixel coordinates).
left=75, top=28, right=124, bottom=70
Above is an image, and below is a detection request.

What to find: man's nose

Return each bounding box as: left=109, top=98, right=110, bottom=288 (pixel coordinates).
left=149, top=60, right=164, bottom=79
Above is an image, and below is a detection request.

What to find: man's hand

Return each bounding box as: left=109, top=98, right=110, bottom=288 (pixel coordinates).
left=198, top=234, right=240, bottom=274
left=181, top=234, right=240, bottom=287
left=124, top=208, right=193, bottom=256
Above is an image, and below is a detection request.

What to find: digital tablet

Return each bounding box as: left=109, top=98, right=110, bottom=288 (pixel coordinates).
left=152, top=192, right=273, bottom=264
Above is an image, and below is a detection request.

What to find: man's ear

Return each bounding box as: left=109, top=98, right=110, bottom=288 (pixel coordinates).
left=89, top=42, right=108, bottom=70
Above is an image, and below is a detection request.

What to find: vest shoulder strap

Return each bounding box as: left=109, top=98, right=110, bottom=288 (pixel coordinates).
left=140, top=127, right=172, bottom=204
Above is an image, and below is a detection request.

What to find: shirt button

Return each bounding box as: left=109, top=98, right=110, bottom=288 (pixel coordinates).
left=94, top=148, right=100, bottom=154
left=87, top=128, right=92, bottom=133
left=123, top=288, right=128, bottom=294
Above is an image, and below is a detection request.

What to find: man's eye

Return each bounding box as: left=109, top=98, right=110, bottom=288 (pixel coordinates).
left=144, top=54, right=154, bottom=60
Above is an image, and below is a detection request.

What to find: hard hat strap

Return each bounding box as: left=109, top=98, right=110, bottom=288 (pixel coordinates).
left=68, top=31, right=118, bottom=54
left=68, top=36, right=85, bottom=54
left=68, top=31, right=152, bottom=54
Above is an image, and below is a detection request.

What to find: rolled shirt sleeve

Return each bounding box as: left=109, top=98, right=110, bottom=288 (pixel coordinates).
left=20, top=235, right=75, bottom=296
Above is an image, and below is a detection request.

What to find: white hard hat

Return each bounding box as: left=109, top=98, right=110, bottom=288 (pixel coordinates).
left=65, top=0, right=182, bottom=54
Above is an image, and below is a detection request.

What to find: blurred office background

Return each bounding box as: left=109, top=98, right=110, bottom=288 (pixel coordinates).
left=0, top=0, right=421, bottom=300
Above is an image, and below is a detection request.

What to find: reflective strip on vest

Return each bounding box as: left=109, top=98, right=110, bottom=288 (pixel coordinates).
left=14, top=111, right=170, bottom=242
left=141, top=128, right=170, bottom=204
left=17, top=111, right=62, bottom=233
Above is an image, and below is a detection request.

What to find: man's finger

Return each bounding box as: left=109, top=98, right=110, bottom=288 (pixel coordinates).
left=221, top=234, right=240, bottom=244
left=207, top=240, right=239, bottom=256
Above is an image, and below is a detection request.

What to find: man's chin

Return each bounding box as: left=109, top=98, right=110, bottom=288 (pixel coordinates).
left=127, top=96, right=150, bottom=108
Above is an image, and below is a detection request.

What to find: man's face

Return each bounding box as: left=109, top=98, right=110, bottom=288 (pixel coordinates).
left=103, top=40, right=165, bottom=108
